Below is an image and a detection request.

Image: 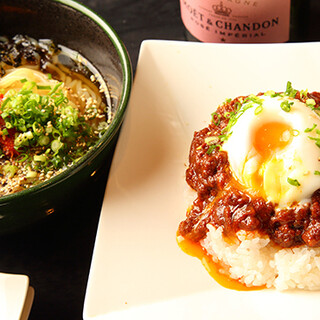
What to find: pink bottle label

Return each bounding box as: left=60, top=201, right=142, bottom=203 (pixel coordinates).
left=180, top=0, right=290, bottom=43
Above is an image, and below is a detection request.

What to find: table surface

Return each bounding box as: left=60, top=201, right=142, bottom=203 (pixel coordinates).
left=1, top=0, right=320, bottom=319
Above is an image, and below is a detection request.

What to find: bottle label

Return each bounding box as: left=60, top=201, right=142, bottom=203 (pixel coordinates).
left=180, top=0, right=291, bottom=43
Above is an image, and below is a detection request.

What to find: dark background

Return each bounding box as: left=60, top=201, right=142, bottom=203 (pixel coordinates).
left=1, top=0, right=320, bottom=319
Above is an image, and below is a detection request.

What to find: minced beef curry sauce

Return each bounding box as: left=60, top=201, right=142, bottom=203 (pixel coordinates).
left=179, top=90, right=320, bottom=248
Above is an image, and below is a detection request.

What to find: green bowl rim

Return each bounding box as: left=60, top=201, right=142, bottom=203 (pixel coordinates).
left=0, top=0, right=132, bottom=203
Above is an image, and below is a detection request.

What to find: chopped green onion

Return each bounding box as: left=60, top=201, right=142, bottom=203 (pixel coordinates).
left=36, top=85, right=52, bottom=90
left=5, top=122, right=12, bottom=129
left=219, top=133, right=231, bottom=142
left=211, top=112, right=221, bottom=126
left=32, top=122, right=43, bottom=135
left=49, top=82, right=62, bottom=95
left=254, top=105, right=263, bottom=115
left=300, top=89, right=308, bottom=99
left=26, top=170, right=37, bottom=178
left=34, top=154, right=47, bottom=162
left=305, top=124, right=317, bottom=133
left=51, top=139, right=63, bottom=153
left=291, top=129, right=300, bottom=137
left=206, top=144, right=220, bottom=155
left=38, top=135, right=50, bottom=146
left=308, top=136, right=320, bottom=148
left=287, top=177, right=300, bottom=187
left=285, top=81, right=297, bottom=98
left=2, top=164, right=18, bottom=177
left=1, top=97, right=10, bottom=109
left=26, top=131, right=33, bottom=140
left=0, top=77, right=104, bottom=173
left=53, top=93, right=67, bottom=106
left=204, top=136, right=219, bottom=145
left=280, top=100, right=294, bottom=112
left=264, top=90, right=280, bottom=98
left=248, top=94, right=264, bottom=105
left=306, top=98, right=316, bottom=109
left=315, top=171, right=320, bottom=176
left=17, top=153, right=29, bottom=162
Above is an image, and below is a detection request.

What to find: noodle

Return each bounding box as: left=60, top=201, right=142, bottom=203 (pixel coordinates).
left=0, top=35, right=110, bottom=196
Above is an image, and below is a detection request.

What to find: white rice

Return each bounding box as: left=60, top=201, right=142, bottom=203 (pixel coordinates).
left=201, top=224, right=320, bottom=290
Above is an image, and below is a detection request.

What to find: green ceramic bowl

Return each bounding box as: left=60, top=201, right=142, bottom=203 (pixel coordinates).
left=0, top=0, right=132, bottom=234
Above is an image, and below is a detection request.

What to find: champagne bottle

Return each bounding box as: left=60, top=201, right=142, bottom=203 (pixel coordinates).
left=290, top=0, right=309, bottom=41
left=179, top=0, right=309, bottom=43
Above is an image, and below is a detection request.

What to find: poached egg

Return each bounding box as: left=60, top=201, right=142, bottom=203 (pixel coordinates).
left=222, top=92, right=320, bottom=208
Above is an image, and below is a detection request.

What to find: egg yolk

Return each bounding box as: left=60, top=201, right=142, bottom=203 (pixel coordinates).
left=253, top=121, right=292, bottom=159
left=248, top=121, right=292, bottom=194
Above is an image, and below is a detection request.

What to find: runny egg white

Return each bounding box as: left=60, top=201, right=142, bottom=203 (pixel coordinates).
left=222, top=94, right=320, bottom=208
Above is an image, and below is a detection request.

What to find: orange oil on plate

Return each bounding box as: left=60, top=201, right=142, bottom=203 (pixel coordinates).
left=177, top=233, right=265, bottom=291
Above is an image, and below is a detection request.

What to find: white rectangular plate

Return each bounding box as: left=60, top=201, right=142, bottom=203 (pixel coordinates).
left=84, top=40, right=320, bottom=320
left=0, top=272, right=31, bottom=320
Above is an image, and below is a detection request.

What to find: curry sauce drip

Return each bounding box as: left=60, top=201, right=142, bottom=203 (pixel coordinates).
left=179, top=90, right=320, bottom=251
